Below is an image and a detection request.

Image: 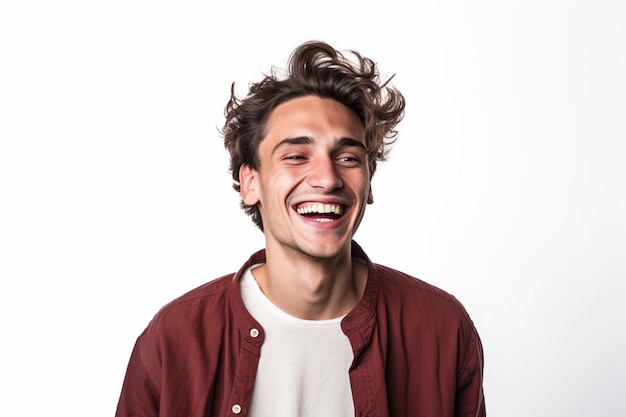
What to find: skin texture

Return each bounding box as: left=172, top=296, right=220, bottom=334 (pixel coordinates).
left=239, top=95, right=372, bottom=320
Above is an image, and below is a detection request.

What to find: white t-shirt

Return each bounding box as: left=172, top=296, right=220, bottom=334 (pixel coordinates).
left=240, top=266, right=355, bottom=417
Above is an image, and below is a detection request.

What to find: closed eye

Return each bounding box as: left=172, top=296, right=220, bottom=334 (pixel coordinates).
left=336, top=152, right=364, bottom=167
left=281, top=154, right=309, bottom=165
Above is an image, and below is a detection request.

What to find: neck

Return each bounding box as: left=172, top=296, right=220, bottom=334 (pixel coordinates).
left=252, top=242, right=367, bottom=320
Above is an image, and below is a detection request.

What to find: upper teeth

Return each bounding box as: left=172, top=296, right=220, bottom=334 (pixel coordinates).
left=297, top=203, right=343, bottom=215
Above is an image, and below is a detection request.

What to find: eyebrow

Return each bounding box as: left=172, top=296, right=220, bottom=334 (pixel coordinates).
left=272, top=136, right=366, bottom=155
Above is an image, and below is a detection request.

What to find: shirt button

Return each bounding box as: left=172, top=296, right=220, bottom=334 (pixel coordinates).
left=250, top=328, right=259, bottom=338
left=232, top=404, right=242, bottom=414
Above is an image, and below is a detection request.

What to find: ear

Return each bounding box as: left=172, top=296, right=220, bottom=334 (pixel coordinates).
left=239, top=164, right=260, bottom=206
left=367, top=185, right=374, bottom=204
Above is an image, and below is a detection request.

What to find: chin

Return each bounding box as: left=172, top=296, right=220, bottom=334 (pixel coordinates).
left=299, top=238, right=352, bottom=260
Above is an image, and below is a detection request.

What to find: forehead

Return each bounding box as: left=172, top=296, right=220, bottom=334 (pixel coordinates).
left=263, top=96, right=365, bottom=144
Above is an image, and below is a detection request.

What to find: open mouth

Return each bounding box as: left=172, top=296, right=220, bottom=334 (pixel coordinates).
left=295, top=202, right=344, bottom=222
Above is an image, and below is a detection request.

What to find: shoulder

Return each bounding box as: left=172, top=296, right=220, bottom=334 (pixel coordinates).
left=126, top=273, right=243, bottom=390
left=374, top=263, right=458, bottom=302
left=166, top=273, right=235, bottom=308
left=138, top=249, right=266, bottom=342
left=158, top=273, right=234, bottom=317
left=139, top=274, right=237, bottom=342
left=373, top=263, right=474, bottom=323
left=371, top=263, right=482, bottom=359
left=353, top=241, right=470, bottom=319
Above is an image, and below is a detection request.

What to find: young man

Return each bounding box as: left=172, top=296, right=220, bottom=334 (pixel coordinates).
left=116, top=41, right=486, bottom=417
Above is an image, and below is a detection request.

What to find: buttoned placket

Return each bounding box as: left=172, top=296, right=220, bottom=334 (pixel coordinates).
left=226, top=324, right=263, bottom=416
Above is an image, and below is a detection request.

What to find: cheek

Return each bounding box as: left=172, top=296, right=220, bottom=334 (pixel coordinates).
left=269, top=168, right=306, bottom=190
left=350, top=171, right=371, bottom=194
left=258, top=171, right=297, bottom=206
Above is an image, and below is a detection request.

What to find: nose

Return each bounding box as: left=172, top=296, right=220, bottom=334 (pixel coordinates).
left=307, top=156, right=343, bottom=191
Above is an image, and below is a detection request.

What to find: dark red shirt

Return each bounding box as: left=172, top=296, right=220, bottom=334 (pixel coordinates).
left=116, top=242, right=486, bottom=416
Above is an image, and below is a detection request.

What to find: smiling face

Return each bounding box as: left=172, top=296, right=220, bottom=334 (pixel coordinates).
left=239, top=95, right=373, bottom=261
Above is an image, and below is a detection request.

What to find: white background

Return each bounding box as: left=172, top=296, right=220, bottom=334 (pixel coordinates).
left=1, top=1, right=625, bottom=416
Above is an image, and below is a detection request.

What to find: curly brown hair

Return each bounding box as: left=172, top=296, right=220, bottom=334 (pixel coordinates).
left=221, top=40, right=406, bottom=230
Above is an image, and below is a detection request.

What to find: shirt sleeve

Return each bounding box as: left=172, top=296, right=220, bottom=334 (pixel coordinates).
left=455, top=319, right=486, bottom=417
left=115, top=336, right=160, bottom=417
